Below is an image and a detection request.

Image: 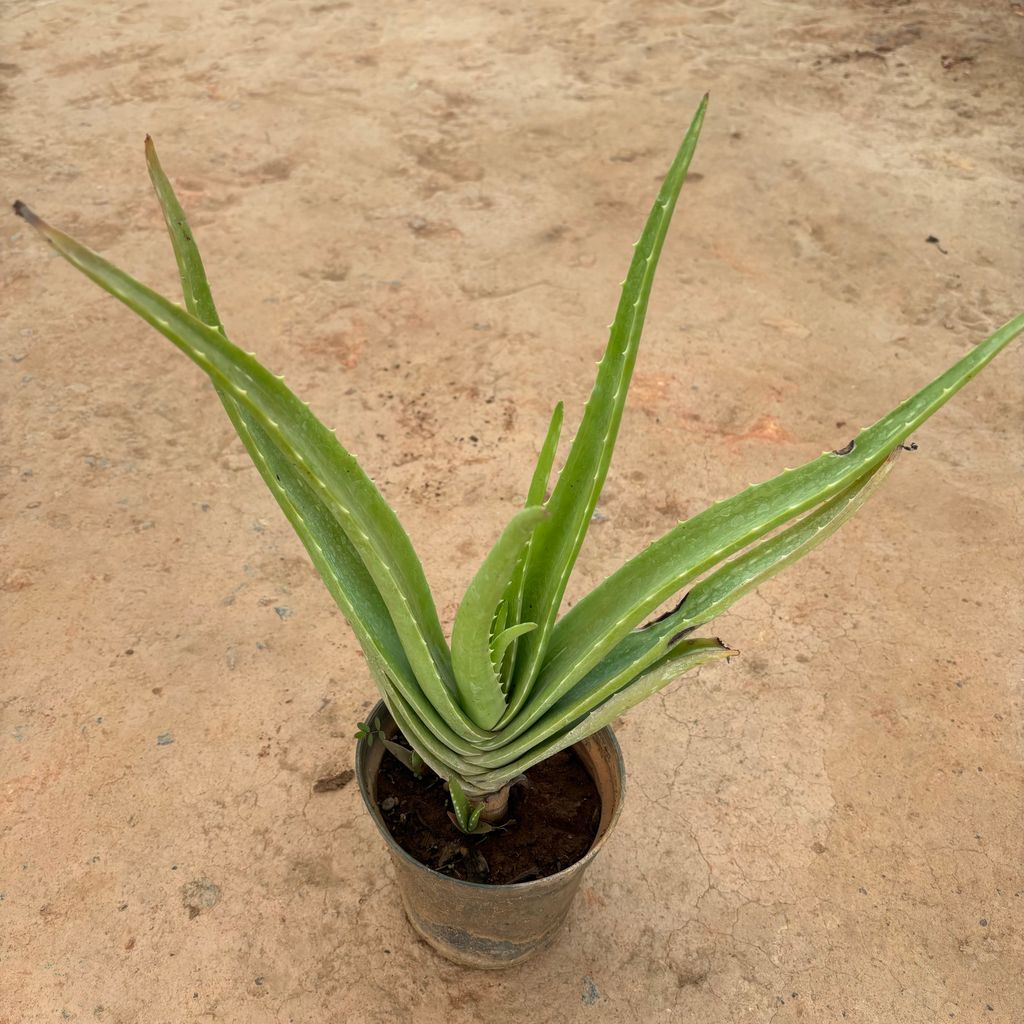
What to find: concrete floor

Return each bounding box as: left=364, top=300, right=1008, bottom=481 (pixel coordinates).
left=2, top=1, right=1022, bottom=1021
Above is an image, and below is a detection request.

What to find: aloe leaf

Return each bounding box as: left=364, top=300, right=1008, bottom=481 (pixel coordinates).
left=526, top=402, right=565, bottom=508
left=145, top=137, right=222, bottom=331
left=674, top=444, right=903, bottom=628
left=491, top=622, right=537, bottom=668
left=447, top=777, right=477, bottom=833
left=503, top=95, right=709, bottom=724
left=468, top=638, right=733, bottom=792
left=499, top=400, right=564, bottom=691
left=380, top=737, right=424, bottom=777
left=14, top=201, right=494, bottom=744
left=522, top=312, right=1024, bottom=726
left=469, top=445, right=903, bottom=762
left=147, top=141, right=433, bottom=712
left=451, top=506, right=547, bottom=728
left=467, top=635, right=718, bottom=769
left=377, top=670, right=495, bottom=775
left=491, top=598, right=510, bottom=638
left=141, top=148, right=474, bottom=759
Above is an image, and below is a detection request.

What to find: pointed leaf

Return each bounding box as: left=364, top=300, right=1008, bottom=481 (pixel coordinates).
left=143, top=145, right=463, bottom=763
left=500, top=400, right=564, bottom=691
left=676, top=444, right=903, bottom=628
left=504, top=96, right=709, bottom=723
left=451, top=506, right=547, bottom=728
left=448, top=777, right=474, bottom=833
left=13, top=201, right=492, bottom=744
left=517, top=312, right=1024, bottom=733
left=491, top=622, right=537, bottom=668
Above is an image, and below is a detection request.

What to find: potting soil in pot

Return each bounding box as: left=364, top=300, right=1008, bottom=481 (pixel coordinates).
left=376, top=740, right=601, bottom=885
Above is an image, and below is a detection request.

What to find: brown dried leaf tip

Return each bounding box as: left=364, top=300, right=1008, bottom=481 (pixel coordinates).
left=12, top=200, right=41, bottom=226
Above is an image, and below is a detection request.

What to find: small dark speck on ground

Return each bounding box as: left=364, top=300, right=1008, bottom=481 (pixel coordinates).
left=274, top=606, right=292, bottom=619
left=156, top=732, right=173, bottom=746
left=979, top=918, right=988, bottom=926
left=582, top=976, right=600, bottom=1005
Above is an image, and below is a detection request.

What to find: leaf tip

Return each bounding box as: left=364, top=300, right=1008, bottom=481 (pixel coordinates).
left=12, top=200, right=41, bottom=227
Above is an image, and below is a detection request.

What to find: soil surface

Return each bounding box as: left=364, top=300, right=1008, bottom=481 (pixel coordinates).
left=376, top=744, right=601, bottom=884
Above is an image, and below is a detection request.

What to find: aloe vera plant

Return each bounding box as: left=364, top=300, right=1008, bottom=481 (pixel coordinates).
left=14, top=97, right=1023, bottom=833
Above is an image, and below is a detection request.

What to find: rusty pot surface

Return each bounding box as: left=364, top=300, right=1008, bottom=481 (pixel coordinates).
left=355, top=700, right=625, bottom=969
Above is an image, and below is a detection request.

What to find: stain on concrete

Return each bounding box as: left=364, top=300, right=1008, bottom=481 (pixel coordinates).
left=181, top=879, right=221, bottom=920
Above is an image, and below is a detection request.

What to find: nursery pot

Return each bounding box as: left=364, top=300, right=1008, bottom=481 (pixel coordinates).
left=355, top=701, right=625, bottom=969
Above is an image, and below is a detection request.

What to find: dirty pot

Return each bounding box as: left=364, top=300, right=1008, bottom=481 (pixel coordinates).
left=355, top=700, right=625, bottom=969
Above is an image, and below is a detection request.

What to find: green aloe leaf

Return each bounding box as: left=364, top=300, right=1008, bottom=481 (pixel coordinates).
left=517, top=311, right=1024, bottom=732
left=468, top=637, right=733, bottom=792
left=146, top=138, right=425, bottom=718
left=491, top=622, right=537, bottom=668
left=447, top=776, right=483, bottom=834
left=451, top=506, right=548, bottom=729
left=526, top=402, right=565, bottom=509
left=672, top=444, right=903, bottom=629
left=468, top=443, right=903, bottom=764
left=499, top=400, right=564, bottom=692
left=503, top=95, right=709, bottom=725
left=145, top=137, right=222, bottom=330
left=13, top=200, right=493, bottom=745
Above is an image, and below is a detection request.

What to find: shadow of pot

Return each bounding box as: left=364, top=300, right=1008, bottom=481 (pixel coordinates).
left=355, top=700, right=625, bottom=969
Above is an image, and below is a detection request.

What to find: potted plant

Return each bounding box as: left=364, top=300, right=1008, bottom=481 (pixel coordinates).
left=14, top=96, right=1022, bottom=968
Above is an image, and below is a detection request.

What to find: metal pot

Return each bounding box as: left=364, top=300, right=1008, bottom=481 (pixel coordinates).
left=355, top=700, right=625, bottom=969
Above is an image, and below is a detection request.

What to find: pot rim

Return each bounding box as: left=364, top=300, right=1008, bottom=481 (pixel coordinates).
left=355, top=699, right=626, bottom=893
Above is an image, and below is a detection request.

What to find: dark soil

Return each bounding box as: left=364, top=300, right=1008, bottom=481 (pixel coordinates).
left=375, top=742, right=602, bottom=885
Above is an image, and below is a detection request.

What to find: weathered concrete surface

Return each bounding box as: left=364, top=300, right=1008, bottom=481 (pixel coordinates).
left=2, top=1, right=1022, bottom=1021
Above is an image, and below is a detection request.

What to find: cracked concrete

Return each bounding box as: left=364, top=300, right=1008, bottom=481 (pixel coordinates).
left=2, top=0, right=1022, bottom=1021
